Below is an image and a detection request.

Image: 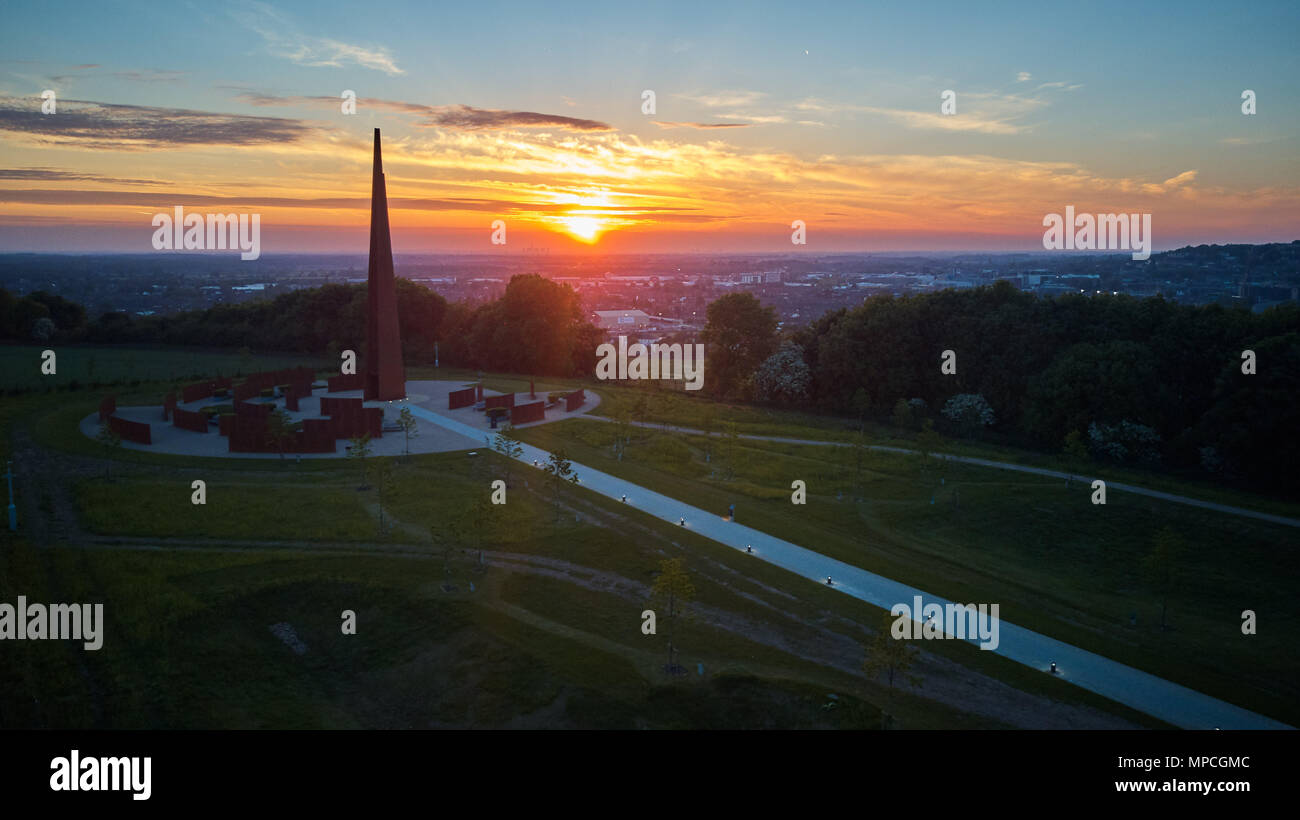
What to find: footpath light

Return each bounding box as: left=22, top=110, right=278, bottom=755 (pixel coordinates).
left=621, top=494, right=627, bottom=502
left=1049, top=662, right=1058, bottom=675
left=825, top=576, right=833, bottom=586
left=745, top=545, right=753, bottom=554
left=679, top=517, right=685, bottom=526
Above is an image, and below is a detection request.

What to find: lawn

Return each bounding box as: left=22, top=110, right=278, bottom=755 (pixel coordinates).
left=3, top=358, right=1249, bottom=729
left=514, top=416, right=1300, bottom=725
left=0, top=344, right=329, bottom=393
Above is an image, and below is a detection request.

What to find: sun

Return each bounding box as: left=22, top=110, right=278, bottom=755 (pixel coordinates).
left=557, top=215, right=604, bottom=243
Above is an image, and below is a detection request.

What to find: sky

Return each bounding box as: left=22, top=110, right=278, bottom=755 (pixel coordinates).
left=0, top=0, right=1296, bottom=254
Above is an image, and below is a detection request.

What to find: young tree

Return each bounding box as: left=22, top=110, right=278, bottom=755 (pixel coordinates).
left=721, top=421, right=741, bottom=480
left=630, top=393, right=650, bottom=428
left=95, top=421, right=121, bottom=480
left=851, top=387, right=871, bottom=432
left=372, top=458, right=396, bottom=537
left=915, top=419, right=943, bottom=472
left=492, top=423, right=524, bottom=485
left=851, top=429, right=870, bottom=499
left=347, top=433, right=372, bottom=489
left=609, top=407, right=632, bottom=461
left=397, top=406, right=418, bottom=455
left=1061, top=429, right=1090, bottom=489
left=462, top=493, right=495, bottom=569
left=265, top=409, right=296, bottom=460
left=650, top=557, right=695, bottom=674
left=699, top=406, right=716, bottom=463
left=432, top=516, right=464, bottom=582
left=891, top=398, right=913, bottom=431
left=543, top=449, right=579, bottom=522
left=1144, top=526, right=1184, bottom=631
left=862, top=611, right=922, bottom=726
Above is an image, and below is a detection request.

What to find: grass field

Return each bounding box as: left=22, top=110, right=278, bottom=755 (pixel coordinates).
left=2, top=346, right=1285, bottom=728
left=514, top=415, right=1300, bottom=725
left=0, top=344, right=329, bottom=393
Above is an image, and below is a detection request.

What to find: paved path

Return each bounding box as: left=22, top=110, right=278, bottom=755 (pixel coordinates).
left=587, top=418, right=1300, bottom=529
left=408, top=406, right=1289, bottom=729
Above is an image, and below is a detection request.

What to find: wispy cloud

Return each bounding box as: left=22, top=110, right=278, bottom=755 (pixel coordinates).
left=651, top=121, right=754, bottom=129
left=0, top=167, right=170, bottom=186
left=715, top=113, right=789, bottom=124
left=230, top=2, right=404, bottom=75
left=235, top=91, right=612, bottom=131
left=0, top=96, right=316, bottom=149
left=794, top=90, right=1055, bottom=135
left=50, top=68, right=188, bottom=84
left=674, top=90, right=767, bottom=108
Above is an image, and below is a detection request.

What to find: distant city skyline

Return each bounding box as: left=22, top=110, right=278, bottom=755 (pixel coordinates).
left=1, top=0, right=1297, bottom=253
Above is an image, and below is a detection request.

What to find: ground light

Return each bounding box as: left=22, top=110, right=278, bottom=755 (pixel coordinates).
left=825, top=576, right=833, bottom=586
left=621, top=494, right=627, bottom=502
left=745, top=545, right=753, bottom=554
left=679, top=517, right=685, bottom=526
left=1050, top=662, right=1058, bottom=674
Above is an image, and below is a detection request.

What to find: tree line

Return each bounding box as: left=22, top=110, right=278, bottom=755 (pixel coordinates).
left=701, top=283, right=1299, bottom=494
left=0, top=273, right=600, bottom=377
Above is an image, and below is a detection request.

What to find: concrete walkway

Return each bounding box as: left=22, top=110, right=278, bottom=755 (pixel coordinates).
left=408, top=404, right=1291, bottom=730
left=586, top=418, right=1300, bottom=529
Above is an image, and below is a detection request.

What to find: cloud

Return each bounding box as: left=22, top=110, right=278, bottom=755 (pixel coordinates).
left=230, top=2, right=404, bottom=75
left=798, top=91, right=1052, bottom=135
left=235, top=92, right=612, bottom=131
left=50, top=68, right=187, bottom=84
left=0, top=167, right=169, bottom=186
left=674, top=90, right=767, bottom=108
left=651, top=121, right=754, bottom=129
left=1035, top=81, right=1083, bottom=91
left=1016, top=72, right=1032, bottom=82
left=1138, top=169, right=1197, bottom=194
left=0, top=96, right=316, bottom=149
left=715, top=113, right=789, bottom=124
left=1219, top=136, right=1278, bottom=146
left=853, top=104, right=1026, bottom=135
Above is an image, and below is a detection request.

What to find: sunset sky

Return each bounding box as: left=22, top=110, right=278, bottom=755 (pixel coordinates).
left=1, top=0, right=1296, bottom=254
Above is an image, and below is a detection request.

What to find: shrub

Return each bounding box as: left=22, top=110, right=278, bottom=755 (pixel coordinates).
left=752, top=341, right=811, bottom=405
left=1088, top=420, right=1162, bottom=464
left=941, top=393, right=996, bottom=428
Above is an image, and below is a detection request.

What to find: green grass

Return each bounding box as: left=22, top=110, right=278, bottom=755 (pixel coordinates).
left=515, top=417, right=1300, bottom=726
left=0, top=344, right=329, bottom=392
left=76, top=479, right=389, bottom=543
left=3, top=429, right=1160, bottom=728
left=4, top=357, right=1269, bottom=729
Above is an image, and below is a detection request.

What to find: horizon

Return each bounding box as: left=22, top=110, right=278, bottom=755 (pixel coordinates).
left=2, top=0, right=1298, bottom=254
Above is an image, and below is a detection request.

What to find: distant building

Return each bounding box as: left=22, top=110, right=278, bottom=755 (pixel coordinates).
left=592, top=309, right=653, bottom=330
